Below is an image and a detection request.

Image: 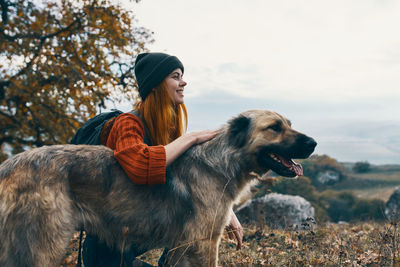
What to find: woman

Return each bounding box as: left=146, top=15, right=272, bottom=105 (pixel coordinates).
left=82, top=52, right=243, bottom=267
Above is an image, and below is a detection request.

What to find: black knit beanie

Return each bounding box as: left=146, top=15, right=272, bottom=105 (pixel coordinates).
left=134, top=52, right=184, bottom=100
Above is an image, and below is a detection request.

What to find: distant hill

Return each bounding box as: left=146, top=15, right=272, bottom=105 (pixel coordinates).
left=342, top=162, right=400, bottom=173
left=337, top=161, right=400, bottom=201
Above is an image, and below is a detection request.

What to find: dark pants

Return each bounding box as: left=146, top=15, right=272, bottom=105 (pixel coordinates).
left=80, top=234, right=169, bottom=267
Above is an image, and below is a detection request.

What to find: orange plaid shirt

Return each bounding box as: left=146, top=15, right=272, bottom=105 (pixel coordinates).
left=106, top=113, right=166, bottom=185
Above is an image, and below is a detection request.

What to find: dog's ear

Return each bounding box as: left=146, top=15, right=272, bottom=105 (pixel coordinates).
left=228, top=115, right=251, bottom=148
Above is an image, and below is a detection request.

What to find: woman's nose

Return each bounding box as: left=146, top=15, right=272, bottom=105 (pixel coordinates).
left=180, top=79, right=187, bottom=87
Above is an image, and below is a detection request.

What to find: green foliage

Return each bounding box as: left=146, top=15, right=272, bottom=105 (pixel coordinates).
left=353, top=161, right=371, bottom=173
left=320, top=190, right=385, bottom=222
left=353, top=198, right=385, bottom=221
left=0, top=0, right=153, bottom=160
left=320, top=191, right=356, bottom=222
left=302, top=154, right=345, bottom=175
left=270, top=176, right=317, bottom=202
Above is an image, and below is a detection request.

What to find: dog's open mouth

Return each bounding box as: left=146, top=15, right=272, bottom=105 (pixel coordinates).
left=269, top=153, right=303, bottom=177
left=257, top=149, right=304, bottom=178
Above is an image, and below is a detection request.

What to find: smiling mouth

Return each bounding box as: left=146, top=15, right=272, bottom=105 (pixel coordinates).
left=268, top=153, right=303, bottom=177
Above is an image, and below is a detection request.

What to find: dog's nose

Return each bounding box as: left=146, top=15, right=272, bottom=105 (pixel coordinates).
left=306, top=138, right=317, bottom=150
left=293, top=135, right=318, bottom=158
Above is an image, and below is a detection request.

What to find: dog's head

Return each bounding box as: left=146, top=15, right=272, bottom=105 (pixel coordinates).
left=228, top=110, right=317, bottom=178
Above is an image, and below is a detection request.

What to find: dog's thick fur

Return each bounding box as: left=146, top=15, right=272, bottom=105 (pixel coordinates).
left=0, top=110, right=316, bottom=267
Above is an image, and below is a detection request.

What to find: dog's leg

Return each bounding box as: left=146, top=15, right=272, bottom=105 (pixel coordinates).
left=162, top=238, right=219, bottom=267
left=159, top=244, right=191, bottom=267
left=0, top=182, right=76, bottom=267
left=195, top=239, right=220, bottom=267
left=1, top=208, right=75, bottom=267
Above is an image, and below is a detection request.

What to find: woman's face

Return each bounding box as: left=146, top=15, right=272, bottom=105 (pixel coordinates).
left=165, top=68, right=186, bottom=105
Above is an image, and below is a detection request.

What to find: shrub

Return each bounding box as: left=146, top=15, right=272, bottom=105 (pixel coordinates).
left=300, top=155, right=346, bottom=187
left=320, top=190, right=385, bottom=222
left=353, top=161, right=371, bottom=173
left=353, top=198, right=385, bottom=221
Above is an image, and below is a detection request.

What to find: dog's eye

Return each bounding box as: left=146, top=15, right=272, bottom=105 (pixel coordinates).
left=266, top=124, right=281, bottom=133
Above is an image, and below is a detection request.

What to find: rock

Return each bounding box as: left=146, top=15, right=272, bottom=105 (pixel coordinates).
left=316, top=170, right=340, bottom=185
left=235, top=193, right=315, bottom=230
left=385, top=186, right=400, bottom=220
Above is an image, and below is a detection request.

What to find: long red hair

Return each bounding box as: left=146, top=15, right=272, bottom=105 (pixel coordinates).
left=135, top=80, right=188, bottom=145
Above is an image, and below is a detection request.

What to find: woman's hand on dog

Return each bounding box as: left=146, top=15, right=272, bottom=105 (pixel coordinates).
left=165, top=130, right=219, bottom=166
left=190, top=129, right=220, bottom=145
left=226, top=209, right=243, bottom=250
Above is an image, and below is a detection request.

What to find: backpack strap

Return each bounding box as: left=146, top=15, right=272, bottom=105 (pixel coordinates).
left=99, top=116, right=118, bottom=146
left=128, top=110, right=152, bottom=146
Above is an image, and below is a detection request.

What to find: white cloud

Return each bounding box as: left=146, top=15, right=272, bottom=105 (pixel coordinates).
left=146, top=0, right=399, bottom=102
left=317, top=138, right=400, bottom=164
left=122, top=0, right=400, bottom=164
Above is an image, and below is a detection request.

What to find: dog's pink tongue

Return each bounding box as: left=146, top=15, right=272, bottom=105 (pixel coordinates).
left=293, top=162, right=303, bottom=176
left=277, top=155, right=303, bottom=176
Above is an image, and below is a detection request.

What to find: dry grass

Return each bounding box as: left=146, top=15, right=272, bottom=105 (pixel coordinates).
left=61, top=221, right=400, bottom=267
left=217, top=222, right=398, bottom=266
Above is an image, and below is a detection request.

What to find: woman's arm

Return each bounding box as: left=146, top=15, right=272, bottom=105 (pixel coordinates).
left=225, top=208, right=243, bottom=250
left=164, top=129, right=219, bottom=166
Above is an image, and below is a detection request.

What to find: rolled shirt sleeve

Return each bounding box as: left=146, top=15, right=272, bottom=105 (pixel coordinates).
left=106, top=113, right=166, bottom=185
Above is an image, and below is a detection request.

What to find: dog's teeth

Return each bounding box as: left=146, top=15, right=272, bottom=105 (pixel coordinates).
left=270, top=154, right=279, bottom=162
left=269, top=154, right=284, bottom=164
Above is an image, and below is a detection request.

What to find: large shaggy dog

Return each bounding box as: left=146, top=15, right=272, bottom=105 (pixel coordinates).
left=0, top=110, right=316, bottom=267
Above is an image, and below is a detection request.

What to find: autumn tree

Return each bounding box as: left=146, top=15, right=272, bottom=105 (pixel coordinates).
left=0, top=0, right=153, bottom=161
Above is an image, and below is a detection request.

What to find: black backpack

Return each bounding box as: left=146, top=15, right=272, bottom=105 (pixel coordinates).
left=70, top=110, right=123, bottom=145
left=70, top=109, right=150, bottom=146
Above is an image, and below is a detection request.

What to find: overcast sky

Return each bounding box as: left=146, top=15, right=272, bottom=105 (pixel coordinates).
left=120, top=0, right=400, bottom=164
